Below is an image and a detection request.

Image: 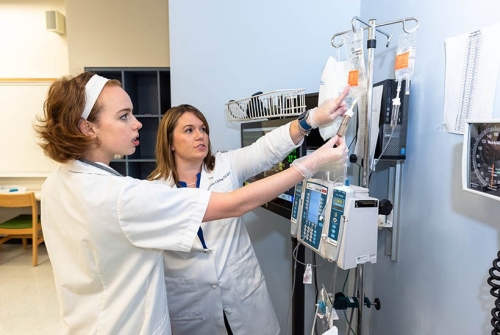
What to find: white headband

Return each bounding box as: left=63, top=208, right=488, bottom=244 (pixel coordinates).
left=82, top=74, right=110, bottom=119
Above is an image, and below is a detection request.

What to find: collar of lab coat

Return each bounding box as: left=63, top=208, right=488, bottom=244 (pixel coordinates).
left=65, top=160, right=118, bottom=176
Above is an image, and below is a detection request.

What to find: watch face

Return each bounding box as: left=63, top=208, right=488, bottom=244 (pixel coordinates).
left=468, top=122, right=500, bottom=197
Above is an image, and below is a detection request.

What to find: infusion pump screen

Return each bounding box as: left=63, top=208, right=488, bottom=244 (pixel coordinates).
left=300, top=183, right=328, bottom=251
left=307, top=191, right=322, bottom=224
left=332, top=197, right=345, bottom=211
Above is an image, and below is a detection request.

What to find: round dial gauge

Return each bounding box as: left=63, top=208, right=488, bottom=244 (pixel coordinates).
left=472, top=126, right=500, bottom=191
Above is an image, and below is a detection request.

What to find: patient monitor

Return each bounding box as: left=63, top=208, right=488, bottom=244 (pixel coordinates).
left=291, top=178, right=379, bottom=270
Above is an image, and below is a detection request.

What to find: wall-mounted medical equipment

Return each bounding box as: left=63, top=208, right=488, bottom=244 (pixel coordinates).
left=462, top=119, right=500, bottom=201
left=291, top=178, right=378, bottom=270
left=373, top=79, right=410, bottom=161
left=346, top=78, right=411, bottom=167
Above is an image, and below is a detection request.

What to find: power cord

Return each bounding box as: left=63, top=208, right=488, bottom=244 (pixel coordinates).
left=487, top=250, right=500, bottom=334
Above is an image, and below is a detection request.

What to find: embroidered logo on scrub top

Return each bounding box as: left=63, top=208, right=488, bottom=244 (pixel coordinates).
left=208, top=171, right=231, bottom=189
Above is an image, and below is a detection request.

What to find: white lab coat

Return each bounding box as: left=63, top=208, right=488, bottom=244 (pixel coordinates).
left=41, top=160, right=210, bottom=335
left=163, top=122, right=301, bottom=335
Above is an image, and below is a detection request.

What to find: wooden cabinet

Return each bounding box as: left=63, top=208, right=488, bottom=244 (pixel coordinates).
left=85, top=67, right=171, bottom=179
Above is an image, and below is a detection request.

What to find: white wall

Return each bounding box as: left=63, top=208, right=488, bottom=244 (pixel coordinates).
left=169, top=1, right=361, bottom=334
left=0, top=0, right=67, bottom=178
left=0, top=0, right=169, bottom=180
left=0, top=0, right=68, bottom=77
left=65, top=0, right=170, bottom=74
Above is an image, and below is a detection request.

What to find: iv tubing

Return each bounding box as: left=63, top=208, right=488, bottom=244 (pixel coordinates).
left=370, top=127, right=396, bottom=174
left=390, top=80, right=402, bottom=129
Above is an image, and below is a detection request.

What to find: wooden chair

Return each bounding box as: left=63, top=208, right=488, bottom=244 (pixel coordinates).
left=0, top=192, right=44, bottom=266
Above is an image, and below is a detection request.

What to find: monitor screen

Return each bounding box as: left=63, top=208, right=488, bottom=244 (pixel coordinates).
left=241, top=117, right=305, bottom=218
left=240, top=93, right=321, bottom=219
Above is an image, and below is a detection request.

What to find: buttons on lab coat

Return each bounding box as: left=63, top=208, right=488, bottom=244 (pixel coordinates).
left=211, top=284, right=217, bottom=289
left=224, top=307, right=232, bottom=314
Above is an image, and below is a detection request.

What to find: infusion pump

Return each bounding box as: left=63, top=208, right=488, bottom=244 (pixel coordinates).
left=291, top=178, right=379, bottom=270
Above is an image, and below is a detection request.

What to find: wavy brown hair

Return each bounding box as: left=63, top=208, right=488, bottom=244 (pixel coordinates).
left=34, top=72, right=121, bottom=163
left=148, top=104, right=215, bottom=185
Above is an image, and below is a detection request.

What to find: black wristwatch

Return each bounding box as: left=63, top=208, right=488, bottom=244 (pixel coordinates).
left=297, top=110, right=312, bottom=136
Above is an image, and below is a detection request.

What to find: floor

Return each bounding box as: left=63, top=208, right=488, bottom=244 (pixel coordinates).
left=0, top=243, right=59, bottom=334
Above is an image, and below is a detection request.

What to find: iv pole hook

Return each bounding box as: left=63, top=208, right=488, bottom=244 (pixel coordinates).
left=330, top=17, right=393, bottom=48
left=352, top=16, right=393, bottom=47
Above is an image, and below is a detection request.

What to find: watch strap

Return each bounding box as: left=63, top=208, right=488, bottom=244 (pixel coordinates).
left=297, top=111, right=312, bottom=135
left=299, top=116, right=312, bottom=131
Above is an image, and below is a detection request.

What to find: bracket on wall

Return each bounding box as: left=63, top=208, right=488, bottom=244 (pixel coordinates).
left=384, top=161, right=403, bottom=262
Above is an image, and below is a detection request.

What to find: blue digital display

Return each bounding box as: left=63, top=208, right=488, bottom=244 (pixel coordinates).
left=307, top=190, right=321, bottom=224
left=328, top=189, right=346, bottom=242
left=291, top=181, right=303, bottom=221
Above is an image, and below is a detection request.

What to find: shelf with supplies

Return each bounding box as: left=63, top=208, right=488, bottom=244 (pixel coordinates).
left=85, top=67, right=171, bottom=179
left=225, top=89, right=307, bottom=122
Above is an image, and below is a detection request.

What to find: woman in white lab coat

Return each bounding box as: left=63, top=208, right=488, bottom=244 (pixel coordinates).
left=35, top=72, right=347, bottom=335
left=149, top=90, right=349, bottom=335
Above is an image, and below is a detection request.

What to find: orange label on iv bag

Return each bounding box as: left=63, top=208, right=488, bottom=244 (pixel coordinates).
left=348, top=70, right=359, bottom=87
left=395, top=51, right=410, bottom=70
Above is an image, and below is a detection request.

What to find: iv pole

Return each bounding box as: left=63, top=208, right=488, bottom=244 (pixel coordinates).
left=331, top=16, right=419, bottom=335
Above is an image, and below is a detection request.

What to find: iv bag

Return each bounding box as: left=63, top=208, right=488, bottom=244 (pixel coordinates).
left=318, top=56, right=349, bottom=140
left=318, top=28, right=367, bottom=141
left=395, top=30, right=417, bottom=94
left=344, top=28, right=367, bottom=107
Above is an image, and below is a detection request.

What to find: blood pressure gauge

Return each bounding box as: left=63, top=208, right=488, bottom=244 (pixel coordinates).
left=462, top=120, right=500, bottom=200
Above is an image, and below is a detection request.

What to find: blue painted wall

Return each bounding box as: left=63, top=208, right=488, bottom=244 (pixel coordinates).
left=361, top=1, right=500, bottom=334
